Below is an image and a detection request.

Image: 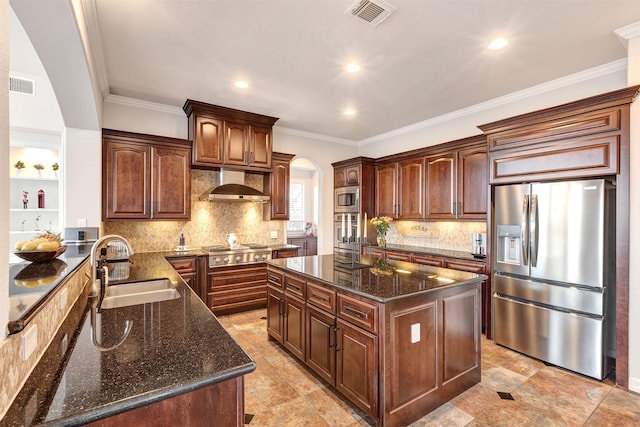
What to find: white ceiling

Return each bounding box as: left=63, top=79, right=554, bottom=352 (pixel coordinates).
left=90, top=0, right=639, bottom=141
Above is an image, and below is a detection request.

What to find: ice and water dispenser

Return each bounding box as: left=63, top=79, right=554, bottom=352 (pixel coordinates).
left=496, top=225, right=521, bottom=265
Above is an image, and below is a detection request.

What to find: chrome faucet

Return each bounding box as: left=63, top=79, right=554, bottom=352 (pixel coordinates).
left=89, top=234, right=134, bottom=297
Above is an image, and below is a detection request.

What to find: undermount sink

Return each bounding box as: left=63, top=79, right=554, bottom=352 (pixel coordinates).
left=101, top=278, right=181, bottom=309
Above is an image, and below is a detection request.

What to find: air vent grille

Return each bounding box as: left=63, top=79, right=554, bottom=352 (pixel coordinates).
left=345, top=0, right=396, bottom=27
left=9, top=76, right=35, bottom=95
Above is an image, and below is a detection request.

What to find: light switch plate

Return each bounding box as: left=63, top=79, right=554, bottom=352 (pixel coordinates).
left=22, top=325, right=38, bottom=361
left=411, top=323, right=420, bottom=343
left=270, top=231, right=278, bottom=239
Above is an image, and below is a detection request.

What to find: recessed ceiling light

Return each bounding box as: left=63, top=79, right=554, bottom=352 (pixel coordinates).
left=344, top=109, right=356, bottom=116
left=234, top=81, right=249, bottom=89
left=488, top=37, right=508, bottom=50
left=346, top=63, right=361, bottom=73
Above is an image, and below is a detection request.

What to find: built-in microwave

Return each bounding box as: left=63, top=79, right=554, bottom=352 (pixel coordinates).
left=334, top=186, right=359, bottom=213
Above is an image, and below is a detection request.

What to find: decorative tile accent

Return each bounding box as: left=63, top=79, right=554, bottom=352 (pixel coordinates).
left=497, top=391, right=515, bottom=400
left=0, top=260, right=90, bottom=419
left=386, top=221, right=486, bottom=252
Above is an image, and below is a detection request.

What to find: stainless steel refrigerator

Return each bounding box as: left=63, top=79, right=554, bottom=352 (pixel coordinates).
left=492, top=178, right=616, bottom=380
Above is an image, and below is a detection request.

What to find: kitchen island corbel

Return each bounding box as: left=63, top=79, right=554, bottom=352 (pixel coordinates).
left=266, top=254, right=485, bottom=427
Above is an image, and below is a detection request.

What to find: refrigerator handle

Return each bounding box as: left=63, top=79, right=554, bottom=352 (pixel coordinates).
left=530, top=194, right=538, bottom=267
left=521, top=194, right=529, bottom=266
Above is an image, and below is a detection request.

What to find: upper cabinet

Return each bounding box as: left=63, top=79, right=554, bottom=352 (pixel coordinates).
left=334, top=164, right=360, bottom=187
left=264, top=152, right=295, bottom=220
left=479, top=86, right=639, bottom=184
left=425, top=136, right=487, bottom=220
left=103, top=129, right=191, bottom=221
left=376, top=158, right=424, bottom=220
left=183, top=99, right=278, bottom=171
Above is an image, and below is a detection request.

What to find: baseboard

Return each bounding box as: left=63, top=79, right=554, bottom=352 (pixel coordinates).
left=629, top=376, right=640, bottom=393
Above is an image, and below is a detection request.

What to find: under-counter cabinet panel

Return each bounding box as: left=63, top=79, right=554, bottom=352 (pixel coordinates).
left=207, top=264, right=267, bottom=314
left=103, top=129, right=191, bottom=221
left=306, top=305, right=337, bottom=385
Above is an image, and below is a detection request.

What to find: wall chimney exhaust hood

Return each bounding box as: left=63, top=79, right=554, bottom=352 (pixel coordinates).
left=200, top=169, right=270, bottom=202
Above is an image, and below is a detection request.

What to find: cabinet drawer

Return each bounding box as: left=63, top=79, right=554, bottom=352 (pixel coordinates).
left=411, top=254, right=444, bottom=267
left=337, top=293, right=378, bottom=334
left=208, top=285, right=266, bottom=311
left=267, top=268, right=284, bottom=288
left=285, top=274, right=306, bottom=299
left=444, top=259, right=486, bottom=274
left=385, top=250, right=411, bottom=262
left=366, top=247, right=386, bottom=259
left=209, top=266, right=267, bottom=291
left=306, top=280, right=336, bottom=314
left=168, top=257, right=197, bottom=273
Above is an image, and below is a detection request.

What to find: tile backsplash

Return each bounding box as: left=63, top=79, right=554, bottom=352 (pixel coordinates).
left=385, top=220, right=486, bottom=252
left=104, top=170, right=285, bottom=252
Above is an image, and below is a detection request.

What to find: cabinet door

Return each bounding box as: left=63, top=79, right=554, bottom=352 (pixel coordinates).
left=306, top=305, right=337, bottom=385
left=336, top=319, right=377, bottom=418
left=376, top=163, right=398, bottom=218
left=152, top=146, right=191, bottom=220
left=425, top=152, right=456, bottom=219
left=398, top=158, right=424, bottom=219
left=385, top=250, right=411, bottom=262
left=284, top=294, right=306, bottom=361
left=249, top=126, right=272, bottom=168
left=268, top=159, right=290, bottom=220
left=344, top=165, right=360, bottom=186
left=223, top=121, right=248, bottom=165
left=104, top=141, right=151, bottom=220
left=458, top=146, right=487, bottom=220
left=445, top=258, right=486, bottom=333
left=305, top=238, right=318, bottom=256
left=192, top=115, right=224, bottom=165
left=411, top=254, right=444, bottom=267
left=267, top=286, right=284, bottom=343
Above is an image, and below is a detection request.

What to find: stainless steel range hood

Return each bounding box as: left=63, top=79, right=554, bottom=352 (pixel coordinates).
left=200, top=169, right=270, bottom=202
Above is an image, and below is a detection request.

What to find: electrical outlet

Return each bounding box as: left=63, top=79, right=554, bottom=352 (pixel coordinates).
left=411, top=323, right=420, bottom=343
left=77, top=218, right=87, bottom=227
left=22, top=325, right=38, bottom=361
left=270, top=231, right=278, bottom=239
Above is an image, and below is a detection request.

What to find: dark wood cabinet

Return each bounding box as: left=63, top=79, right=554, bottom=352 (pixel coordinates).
left=334, top=164, right=360, bottom=187
left=287, top=236, right=317, bottom=256
left=207, top=264, right=267, bottom=314
left=103, top=129, right=191, bottom=221
left=167, top=255, right=203, bottom=298
left=271, top=247, right=299, bottom=259
left=266, top=269, right=285, bottom=343
left=263, top=152, right=294, bottom=220
left=306, top=305, right=337, bottom=385
left=336, top=318, right=378, bottom=418
left=283, top=294, right=306, bottom=361
left=375, top=163, right=398, bottom=218
left=183, top=99, right=278, bottom=171
left=425, top=137, right=487, bottom=220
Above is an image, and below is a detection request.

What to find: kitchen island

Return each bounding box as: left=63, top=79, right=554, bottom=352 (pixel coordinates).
left=266, top=254, right=486, bottom=427
left=2, top=252, right=255, bottom=427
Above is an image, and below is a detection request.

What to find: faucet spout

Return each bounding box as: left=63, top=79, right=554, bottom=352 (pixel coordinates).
left=90, top=235, right=134, bottom=298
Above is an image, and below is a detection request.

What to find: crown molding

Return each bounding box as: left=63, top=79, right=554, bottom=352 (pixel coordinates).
left=615, top=21, right=640, bottom=47
left=104, top=94, right=185, bottom=115
left=358, top=59, right=627, bottom=146
left=274, top=126, right=357, bottom=146
left=74, top=0, right=109, bottom=101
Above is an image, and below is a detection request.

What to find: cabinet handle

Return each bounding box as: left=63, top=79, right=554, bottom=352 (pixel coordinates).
left=328, top=323, right=334, bottom=348
left=343, top=306, right=366, bottom=319
left=334, top=326, right=340, bottom=352
left=458, top=201, right=462, bottom=215
left=279, top=298, right=284, bottom=316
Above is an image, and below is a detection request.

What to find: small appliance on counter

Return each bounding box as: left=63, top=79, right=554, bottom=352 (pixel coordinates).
left=472, top=232, right=486, bottom=258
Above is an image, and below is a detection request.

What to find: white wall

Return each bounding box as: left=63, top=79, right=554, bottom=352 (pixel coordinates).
left=1, top=0, right=10, bottom=339
left=63, top=128, right=102, bottom=229
left=624, top=27, right=640, bottom=393
left=358, top=65, right=628, bottom=158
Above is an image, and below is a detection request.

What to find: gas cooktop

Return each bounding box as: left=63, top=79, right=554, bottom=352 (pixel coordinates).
left=202, top=243, right=269, bottom=252
left=203, top=244, right=272, bottom=267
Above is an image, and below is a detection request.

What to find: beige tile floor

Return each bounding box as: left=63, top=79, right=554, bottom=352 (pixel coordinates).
left=218, top=309, right=640, bottom=426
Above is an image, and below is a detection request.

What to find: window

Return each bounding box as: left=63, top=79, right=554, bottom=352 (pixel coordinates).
left=288, top=181, right=304, bottom=231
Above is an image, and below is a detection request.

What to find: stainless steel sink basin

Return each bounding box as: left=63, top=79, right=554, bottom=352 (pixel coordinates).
left=101, top=278, right=181, bottom=309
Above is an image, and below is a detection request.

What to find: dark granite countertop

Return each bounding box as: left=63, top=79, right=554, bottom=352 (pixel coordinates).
left=8, top=244, right=95, bottom=334
left=267, top=254, right=486, bottom=303
left=2, top=252, right=255, bottom=427
left=368, top=243, right=486, bottom=262
left=268, top=243, right=301, bottom=250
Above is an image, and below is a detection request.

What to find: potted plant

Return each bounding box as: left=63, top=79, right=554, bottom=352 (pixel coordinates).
left=14, top=160, right=25, bottom=175
left=34, top=163, right=44, bottom=177
left=52, top=163, right=59, bottom=177
left=370, top=216, right=393, bottom=247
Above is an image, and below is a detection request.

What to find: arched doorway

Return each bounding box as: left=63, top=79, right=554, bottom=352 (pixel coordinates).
left=288, top=157, right=323, bottom=253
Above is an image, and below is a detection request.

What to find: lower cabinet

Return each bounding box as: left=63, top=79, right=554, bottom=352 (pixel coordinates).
left=306, top=305, right=336, bottom=385
left=287, top=237, right=318, bottom=256
left=271, top=248, right=299, bottom=259
left=166, top=255, right=204, bottom=298
left=207, top=264, right=267, bottom=314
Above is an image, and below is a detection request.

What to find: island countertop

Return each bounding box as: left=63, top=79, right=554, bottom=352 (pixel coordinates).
left=2, top=252, right=256, bottom=427
left=267, top=254, right=486, bottom=303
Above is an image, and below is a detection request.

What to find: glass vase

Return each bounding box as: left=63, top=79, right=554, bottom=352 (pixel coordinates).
left=376, top=233, right=386, bottom=247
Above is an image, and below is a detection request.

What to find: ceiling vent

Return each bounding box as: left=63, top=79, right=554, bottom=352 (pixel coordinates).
left=9, top=76, right=35, bottom=96
left=345, top=0, right=397, bottom=27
